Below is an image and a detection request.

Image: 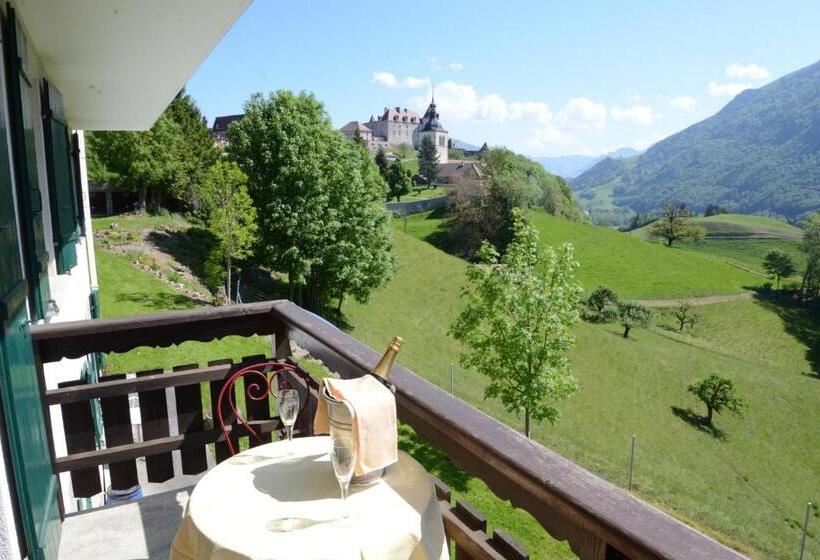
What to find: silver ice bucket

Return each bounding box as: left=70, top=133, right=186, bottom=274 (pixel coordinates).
left=322, top=385, right=385, bottom=485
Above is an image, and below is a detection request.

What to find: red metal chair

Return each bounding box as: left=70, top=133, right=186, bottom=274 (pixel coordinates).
left=216, top=360, right=319, bottom=455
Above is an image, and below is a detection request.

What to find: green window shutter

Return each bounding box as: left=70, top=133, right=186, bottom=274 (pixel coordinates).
left=70, top=132, right=85, bottom=236
left=4, top=6, right=50, bottom=317
left=42, top=80, right=78, bottom=274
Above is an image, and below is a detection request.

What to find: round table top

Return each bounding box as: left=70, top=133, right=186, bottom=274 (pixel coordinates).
left=171, top=436, right=448, bottom=560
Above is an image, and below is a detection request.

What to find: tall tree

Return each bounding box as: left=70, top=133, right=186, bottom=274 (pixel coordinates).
left=762, top=250, right=796, bottom=291
left=687, top=373, right=745, bottom=427
left=374, top=147, right=389, bottom=178
left=648, top=204, right=706, bottom=246
left=86, top=90, right=216, bottom=212
left=200, top=160, right=257, bottom=302
left=450, top=208, right=583, bottom=437
left=418, top=135, right=440, bottom=186
left=226, top=90, right=395, bottom=310
left=799, top=213, right=820, bottom=300
left=617, top=302, right=652, bottom=338
left=386, top=160, right=412, bottom=202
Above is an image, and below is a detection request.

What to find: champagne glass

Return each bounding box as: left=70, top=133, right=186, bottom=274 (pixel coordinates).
left=278, top=389, right=299, bottom=455
left=329, top=430, right=357, bottom=519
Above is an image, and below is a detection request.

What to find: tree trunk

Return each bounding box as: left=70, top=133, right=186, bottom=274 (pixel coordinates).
left=336, top=294, right=344, bottom=313
left=706, top=405, right=713, bottom=426
left=666, top=237, right=673, bottom=247
left=138, top=185, right=147, bottom=213
left=524, top=409, right=531, bottom=439
left=623, top=326, right=630, bottom=338
left=226, top=255, right=232, bottom=304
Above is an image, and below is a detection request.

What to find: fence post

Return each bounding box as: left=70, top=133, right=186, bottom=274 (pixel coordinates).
left=449, top=363, right=454, bottom=394
left=799, top=502, right=812, bottom=560
left=404, top=217, right=407, bottom=233
left=628, top=435, right=636, bottom=490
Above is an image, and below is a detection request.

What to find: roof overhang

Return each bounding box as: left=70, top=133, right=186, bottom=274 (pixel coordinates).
left=14, top=0, right=250, bottom=131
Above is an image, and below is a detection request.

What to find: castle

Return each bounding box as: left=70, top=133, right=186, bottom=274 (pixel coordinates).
left=341, top=96, right=449, bottom=163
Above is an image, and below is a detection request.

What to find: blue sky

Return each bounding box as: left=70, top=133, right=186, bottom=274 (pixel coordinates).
left=188, top=0, right=820, bottom=157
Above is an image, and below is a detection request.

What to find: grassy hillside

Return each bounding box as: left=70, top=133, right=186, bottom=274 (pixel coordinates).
left=94, top=214, right=820, bottom=558
left=405, top=209, right=760, bottom=298
left=634, top=213, right=802, bottom=240
left=677, top=239, right=805, bottom=277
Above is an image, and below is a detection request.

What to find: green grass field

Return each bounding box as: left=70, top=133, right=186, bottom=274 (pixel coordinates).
left=634, top=213, right=802, bottom=240
left=93, top=214, right=820, bottom=559
left=404, top=209, right=761, bottom=299
left=677, top=238, right=806, bottom=277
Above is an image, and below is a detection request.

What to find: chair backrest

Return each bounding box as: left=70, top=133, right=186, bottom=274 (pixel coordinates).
left=216, top=360, right=319, bottom=455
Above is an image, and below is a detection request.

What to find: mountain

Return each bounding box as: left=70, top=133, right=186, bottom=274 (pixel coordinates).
left=451, top=139, right=481, bottom=152
left=573, top=59, right=820, bottom=221
left=535, top=147, right=639, bottom=178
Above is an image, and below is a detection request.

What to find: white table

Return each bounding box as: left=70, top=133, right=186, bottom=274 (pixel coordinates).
left=170, top=436, right=449, bottom=560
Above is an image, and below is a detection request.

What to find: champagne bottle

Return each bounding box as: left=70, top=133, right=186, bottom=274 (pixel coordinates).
left=371, top=336, right=403, bottom=378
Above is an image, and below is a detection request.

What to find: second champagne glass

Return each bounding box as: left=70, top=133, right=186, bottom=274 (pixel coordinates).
left=278, top=388, right=299, bottom=455
left=330, top=430, right=357, bottom=519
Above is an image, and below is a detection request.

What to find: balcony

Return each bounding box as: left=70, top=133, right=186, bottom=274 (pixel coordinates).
left=30, top=300, right=748, bottom=560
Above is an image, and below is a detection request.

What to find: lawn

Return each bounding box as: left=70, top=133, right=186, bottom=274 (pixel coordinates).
left=633, top=213, right=802, bottom=240
left=94, top=214, right=820, bottom=559
left=403, top=209, right=761, bottom=299
left=676, top=238, right=805, bottom=277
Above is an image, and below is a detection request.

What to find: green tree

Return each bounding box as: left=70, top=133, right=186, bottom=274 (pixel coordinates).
left=672, top=302, right=698, bottom=331
left=448, top=147, right=465, bottom=160
left=352, top=128, right=366, bottom=148
left=200, top=161, right=257, bottom=302
left=799, top=213, right=820, bottom=300
left=418, top=135, right=440, bottom=186
left=450, top=208, right=583, bottom=437
left=226, top=90, right=395, bottom=310
left=585, top=285, right=620, bottom=321
left=648, top=204, right=707, bottom=247
left=394, top=143, right=415, bottom=159
left=617, top=302, right=652, bottom=338
left=87, top=90, right=215, bottom=212
left=374, top=147, right=389, bottom=178
left=687, top=373, right=745, bottom=427
left=762, top=250, right=796, bottom=291
left=386, top=160, right=412, bottom=202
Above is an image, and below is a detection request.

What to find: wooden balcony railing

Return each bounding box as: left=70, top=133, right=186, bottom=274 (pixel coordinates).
left=30, top=300, right=748, bottom=560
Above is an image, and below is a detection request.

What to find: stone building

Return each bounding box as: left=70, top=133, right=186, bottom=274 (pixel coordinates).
left=339, top=95, right=449, bottom=163
left=211, top=114, right=244, bottom=147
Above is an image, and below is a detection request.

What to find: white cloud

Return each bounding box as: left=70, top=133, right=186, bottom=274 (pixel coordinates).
left=631, top=133, right=665, bottom=151
left=508, top=101, right=553, bottom=124
left=669, top=96, right=698, bottom=111
left=708, top=81, right=751, bottom=97
left=532, top=126, right=569, bottom=147
left=560, top=97, right=608, bottom=130
left=477, top=94, right=509, bottom=122
left=726, top=63, right=770, bottom=80
left=429, top=56, right=441, bottom=70
left=449, top=61, right=463, bottom=71
left=610, top=104, right=656, bottom=125
left=402, top=76, right=429, bottom=89
left=372, top=71, right=397, bottom=88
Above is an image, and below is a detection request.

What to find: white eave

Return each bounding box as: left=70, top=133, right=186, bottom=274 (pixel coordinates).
left=14, top=0, right=251, bottom=131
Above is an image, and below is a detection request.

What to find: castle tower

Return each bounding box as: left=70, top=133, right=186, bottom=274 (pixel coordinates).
left=414, top=93, right=449, bottom=164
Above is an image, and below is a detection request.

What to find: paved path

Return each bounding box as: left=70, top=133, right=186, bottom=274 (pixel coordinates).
left=634, top=292, right=753, bottom=308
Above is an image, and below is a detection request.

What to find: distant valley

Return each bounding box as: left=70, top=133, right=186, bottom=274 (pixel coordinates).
left=534, top=147, right=639, bottom=178
left=570, top=59, right=820, bottom=225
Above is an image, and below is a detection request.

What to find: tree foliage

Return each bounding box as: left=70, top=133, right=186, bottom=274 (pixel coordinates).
left=672, top=302, right=699, bottom=331
left=374, top=147, right=389, bottom=178
left=687, top=373, right=745, bottom=427
left=226, top=90, right=395, bottom=310
left=386, top=160, right=413, bottom=202
left=585, top=285, right=620, bottom=322
left=447, top=148, right=586, bottom=257
left=86, top=90, right=217, bottom=212
left=418, top=135, right=440, bottom=186
left=200, top=160, right=257, bottom=302
left=762, top=250, right=796, bottom=291
left=450, top=209, right=583, bottom=437
left=617, top=302, right=652, bottom=338
left=799, top=212, right=820, bottom=300
left=648, top=203, right=706, bottom=247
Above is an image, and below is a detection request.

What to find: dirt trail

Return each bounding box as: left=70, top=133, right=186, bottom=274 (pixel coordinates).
left=634, top=293, right=753, bottom=307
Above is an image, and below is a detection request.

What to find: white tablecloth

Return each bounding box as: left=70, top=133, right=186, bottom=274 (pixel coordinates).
left=170, top=436, right=448, bottom=560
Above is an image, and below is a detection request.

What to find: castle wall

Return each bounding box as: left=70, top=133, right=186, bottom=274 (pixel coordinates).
left=367, top=119, right=417, bottom=148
